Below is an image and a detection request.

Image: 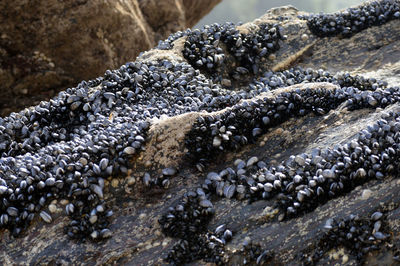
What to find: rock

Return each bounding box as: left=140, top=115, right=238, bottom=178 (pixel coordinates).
left=0, top=0, right=221, bottom=116
left=1, top=1, right=400, bottom=265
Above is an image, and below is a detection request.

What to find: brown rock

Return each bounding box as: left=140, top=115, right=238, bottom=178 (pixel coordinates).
left=0, top=0, right=221, bottom=116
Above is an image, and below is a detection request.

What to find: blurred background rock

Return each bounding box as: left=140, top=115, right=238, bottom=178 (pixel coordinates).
left=196, top=0, right=366, bottom=28
left=0, top=0, right=221, bottom=116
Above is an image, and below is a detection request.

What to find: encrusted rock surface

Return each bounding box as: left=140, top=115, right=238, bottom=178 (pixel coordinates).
left=0, top=0, right=221, bottom=116
left=1, top=1, right=400, bottom=265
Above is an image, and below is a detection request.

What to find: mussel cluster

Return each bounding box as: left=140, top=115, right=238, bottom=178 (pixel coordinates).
left=0, top=57, right=262, bottom=239
left=303, top=211, right=391, bottom=264
left=158, top=189, right=233, bottom=264
left=182, top=22, right=284, bottom=78
left=0, top=16, right=289, bottom=240
left=1, top=0, right=399, bottom=264
left=179, top=90, right=400, bottom=262
left=158, top=189, right=214, bottom=238
left=157, top=21, right=284, bottom=80
left=302, top=0, right=400, bottom=37
left=185, top=81, right=397, bottom=162
left=164, top=231, right=227, bottom=265
left=240, top=240, right=274, bottom=265
left=156, top=29, right=192, bottom=50
left=188, top=83, right=400, bottom=213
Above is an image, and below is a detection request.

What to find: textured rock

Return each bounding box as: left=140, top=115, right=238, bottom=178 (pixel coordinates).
left=1, top=1, right=400, bottom=265
left=0, top=0, right=221, bottom=116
